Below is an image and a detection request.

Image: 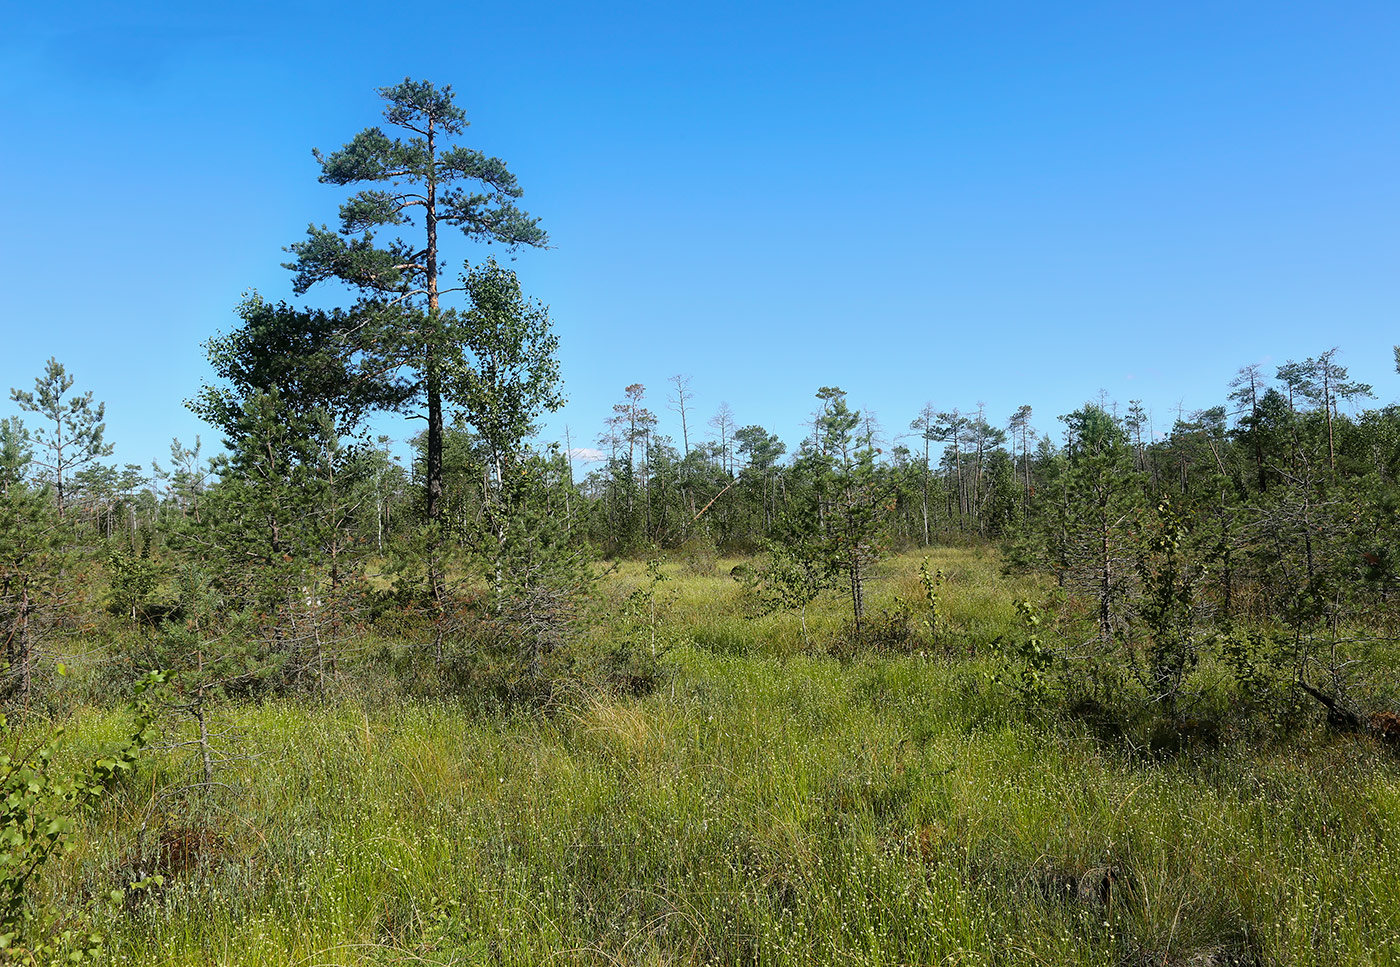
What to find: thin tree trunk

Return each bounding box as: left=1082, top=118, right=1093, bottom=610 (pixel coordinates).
left=18, top=586, right=31, bottom=710
left=195, top=695, right=213, bottom=787
left=920, top=438, right=931, bottom=546
left=1100, top=511, right=1112, bottom=646
left=423, top=115, right=445, bottom=523
left=1323, top=365, right=1336, bottom=472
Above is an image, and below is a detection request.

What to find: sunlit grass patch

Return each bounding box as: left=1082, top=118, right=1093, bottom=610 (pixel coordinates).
left=14, top=545, right=1399, bottom=964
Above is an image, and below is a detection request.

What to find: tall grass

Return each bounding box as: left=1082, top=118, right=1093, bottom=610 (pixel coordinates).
left=23, top=551, right=1400, bottom=964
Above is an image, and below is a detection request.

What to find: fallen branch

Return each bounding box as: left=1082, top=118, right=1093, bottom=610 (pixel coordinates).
left=691, top=481, right=736, bottom=523
left=1298, top=678, right=1363, bottom=731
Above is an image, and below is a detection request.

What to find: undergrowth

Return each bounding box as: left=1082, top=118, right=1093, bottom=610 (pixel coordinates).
left=10, top=550, right=1399, bottom=965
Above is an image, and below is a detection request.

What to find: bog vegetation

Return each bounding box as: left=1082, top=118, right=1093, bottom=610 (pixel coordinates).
left=0, top=80, right=1397, bottom=964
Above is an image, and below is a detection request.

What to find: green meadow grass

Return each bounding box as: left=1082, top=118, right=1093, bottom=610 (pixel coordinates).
left=28, top=551, right=1400, bottom=964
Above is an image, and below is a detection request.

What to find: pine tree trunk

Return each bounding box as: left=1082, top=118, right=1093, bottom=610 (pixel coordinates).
left=425, top=116, right=444, bottom=523
left=17, top=586, right=31, bottom=709
left=194, top=689, right=213, bottom=787
left=1099, top=498, right=1113, bottom=647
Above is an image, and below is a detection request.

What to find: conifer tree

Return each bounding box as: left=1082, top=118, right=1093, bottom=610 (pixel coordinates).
left=283, top=78, right=548, bottom=523
left=909, top=404, right=939, bottom=546
left=1052, top=404, right=1145, bottom=649
left=808, top=388, right=886, bottom=632
left=0, top=419, right=67, bottom=705
left=1299, top=348, right=1372, bottom=471
left=9, top=360, right=113, bottom=520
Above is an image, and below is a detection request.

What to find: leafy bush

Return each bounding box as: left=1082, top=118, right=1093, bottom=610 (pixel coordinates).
left=0, top=671, right=165, bottom=963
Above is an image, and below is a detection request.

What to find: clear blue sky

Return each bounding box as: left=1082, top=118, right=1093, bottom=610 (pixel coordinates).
left=2, top=1, right=1397, bottom=469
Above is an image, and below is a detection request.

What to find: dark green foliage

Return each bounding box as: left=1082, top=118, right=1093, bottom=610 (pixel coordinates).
left=0, top=420, right=68, bottom=707
left=806, top=387, right=889, bottom=632
left=290, top=80, right=545, bottom=294
left=485, top=449, right=593, bottom=671
left=979, top=346, right=1400, bottom=742
left=191, top=390, right=343, bottom=610
left=1045, top=403, right=1144, bottom=648
left=191, top=294, right=410, bottom=438
left=282, top=78, right=549, bottom=525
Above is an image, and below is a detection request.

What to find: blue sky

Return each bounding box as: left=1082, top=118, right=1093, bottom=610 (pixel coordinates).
left=2, top=1, right=1397, bottom=469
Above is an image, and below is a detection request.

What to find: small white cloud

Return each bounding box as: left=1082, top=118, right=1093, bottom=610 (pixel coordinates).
left=568, top=447, right=604, bottom=462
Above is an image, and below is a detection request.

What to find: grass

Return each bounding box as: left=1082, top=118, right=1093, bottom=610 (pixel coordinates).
left=24, top=550, right=1400, bottom=964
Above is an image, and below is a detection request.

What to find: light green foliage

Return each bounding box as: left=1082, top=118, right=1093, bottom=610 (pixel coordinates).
left=1, top=556, right=1385, bottom=966
left=918, top=558, right=946, bottom=645
left=747, top=536, right=837, bottom=645
left=1, top=554, right=1397, bottom=965
left=0, top=671, right=164, bottom=963
left=105, top=536, right=160, bottom=625
left=1135, top=498, right=1199, bottom=711
left=994, top=597, right=1057, bottom=706
left=447, top=259, right=563, bottom=471
left=151, top=438, right=207, bottom=527
left=622, top=558, right=673, bottom=658
left=446, top=260, right=567, bottom=607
